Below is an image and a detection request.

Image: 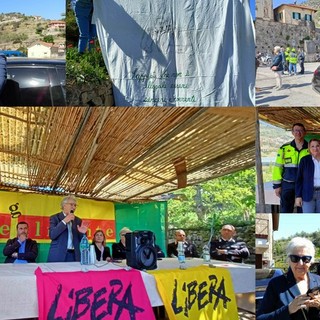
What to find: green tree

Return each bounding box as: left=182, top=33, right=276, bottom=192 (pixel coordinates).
left=43, top=35, right=54, bottom=43
left=66, top=2, right=78, bottom=47
left=36, top=26, right=44, bottom=35
left=167, top=168, right=255, bottom=230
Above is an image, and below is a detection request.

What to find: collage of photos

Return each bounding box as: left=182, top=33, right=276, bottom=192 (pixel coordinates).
left=0, top=1, right=319, bottom=320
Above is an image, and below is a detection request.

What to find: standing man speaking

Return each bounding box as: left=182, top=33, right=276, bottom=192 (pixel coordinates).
left=47, top=195, right=88, bottom=262
left=272, top=123, right=309, bottom=213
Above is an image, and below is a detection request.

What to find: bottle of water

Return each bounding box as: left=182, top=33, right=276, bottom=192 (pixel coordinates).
left=202, top=244, right=211, bottom=263
left=80, top=234, right=89, bottom=265
left=177, top=241, right=186, bottom=270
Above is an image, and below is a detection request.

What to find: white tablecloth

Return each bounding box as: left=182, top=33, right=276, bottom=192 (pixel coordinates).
left=0, top=258, right=254, bottom=319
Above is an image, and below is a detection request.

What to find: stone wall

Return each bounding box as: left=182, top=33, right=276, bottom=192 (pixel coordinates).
left=256, top=19, right=320, bottom=61
left=67, top=80, right=114, bottom=106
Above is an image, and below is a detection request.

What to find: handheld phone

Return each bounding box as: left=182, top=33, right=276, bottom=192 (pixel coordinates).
left=307, top=287, right=320, bottom=297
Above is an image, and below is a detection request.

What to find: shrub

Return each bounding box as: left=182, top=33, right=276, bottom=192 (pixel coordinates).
left=66, top=47, right=109, bottom=85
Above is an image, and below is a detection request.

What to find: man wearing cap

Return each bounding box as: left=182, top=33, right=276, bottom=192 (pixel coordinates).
left=167, top=229, right=198, bottom=258
left=210, top=225, right=249, bottom=263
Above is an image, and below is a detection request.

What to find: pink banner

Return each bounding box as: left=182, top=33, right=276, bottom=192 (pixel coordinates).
left=35, top=267, right=155, bottom=320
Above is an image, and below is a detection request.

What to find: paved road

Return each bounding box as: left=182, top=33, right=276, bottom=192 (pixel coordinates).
left=256, top=62, right=320, bottom=106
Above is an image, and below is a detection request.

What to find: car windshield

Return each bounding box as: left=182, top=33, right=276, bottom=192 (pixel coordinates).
left=3, top=62, right=66, bottom=106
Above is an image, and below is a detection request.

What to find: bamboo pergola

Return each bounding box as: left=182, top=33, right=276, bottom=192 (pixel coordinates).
left=258, top=107, right=320, bottom=133
left=0, top=107, right=255, bottom=202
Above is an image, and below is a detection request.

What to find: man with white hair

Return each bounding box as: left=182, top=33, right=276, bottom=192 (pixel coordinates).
left=210, top=224, right=249, bottom=263
left=47, top=195, right=88, bottom=262
left=112, top=227, right=132, bottom=259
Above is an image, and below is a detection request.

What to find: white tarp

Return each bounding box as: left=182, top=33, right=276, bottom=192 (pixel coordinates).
left=93, top=0, right=255, bottom=106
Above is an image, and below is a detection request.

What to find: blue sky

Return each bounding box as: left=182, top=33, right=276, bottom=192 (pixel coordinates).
left=273, top=0, right=305, bottom=8
left=0, top=0, right=65, bottom=20
left=274, top=214, right=320, bottom=240
left=249, top=0, right=256, bottom=20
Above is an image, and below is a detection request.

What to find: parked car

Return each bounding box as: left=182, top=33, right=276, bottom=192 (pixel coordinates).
left=256, top=268, right=284, bottom=311
left=0, top=50, right=27, bottom=57
left=0, top=58, right=66, bottom=106
left=312, top=65, right=320, bottom=95
left=310, top=261, right=320, bottom=275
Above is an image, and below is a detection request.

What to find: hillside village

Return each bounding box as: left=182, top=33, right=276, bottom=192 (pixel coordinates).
left=0, top=13, right=65, bottom=58
left=260, top=121, right=293, bottom=158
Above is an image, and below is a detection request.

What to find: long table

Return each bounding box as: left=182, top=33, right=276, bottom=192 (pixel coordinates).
left=0, top=258, right=255, bottom=319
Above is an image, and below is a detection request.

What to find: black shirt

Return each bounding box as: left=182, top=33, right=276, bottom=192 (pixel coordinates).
left=210, top=237, right=249, bottom=263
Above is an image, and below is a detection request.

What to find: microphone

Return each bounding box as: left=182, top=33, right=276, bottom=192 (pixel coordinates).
left=70, top=210, right=74, bottom=226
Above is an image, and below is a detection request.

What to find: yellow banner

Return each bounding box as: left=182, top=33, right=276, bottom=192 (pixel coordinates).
left=151, top=266, right=238, bottom=320
left=0, top=191, right=115, bottom=242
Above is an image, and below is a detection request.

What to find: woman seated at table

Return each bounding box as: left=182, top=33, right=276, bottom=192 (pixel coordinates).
left=92, top=230, right=111, bottom=261
left=295, top=139, right=320, bottom=213
left=257, top=237, right=320, bottom=320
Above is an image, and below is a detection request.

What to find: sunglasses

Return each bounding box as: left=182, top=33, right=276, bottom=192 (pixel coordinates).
left=289, top=255, right=312, bottom=263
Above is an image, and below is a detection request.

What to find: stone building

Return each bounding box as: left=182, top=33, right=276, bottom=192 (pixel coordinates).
left=256, top=0, right=274, bottom=21
left=256, top=213, right=278, bottom=268
left=274, top=4, right=317, bottom=25
left=255, top=0, right=319, bottom=61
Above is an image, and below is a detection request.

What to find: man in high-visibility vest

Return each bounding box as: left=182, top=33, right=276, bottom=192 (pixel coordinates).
left=272, top=123, right=309, bottom=213
left=289, top=48, right=298, bottom=76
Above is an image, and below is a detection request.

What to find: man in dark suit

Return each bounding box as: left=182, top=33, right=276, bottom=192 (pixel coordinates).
left=210, top=224, right=249, bottom=263
left=47, top=195, right=89, bottom=262
left=167, top=229, right=198, bottom=258
left=3, top=221, right=38, bottom=263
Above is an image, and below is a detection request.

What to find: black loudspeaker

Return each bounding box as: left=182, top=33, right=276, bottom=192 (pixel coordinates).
left=125, top=230, right=157, bottom=270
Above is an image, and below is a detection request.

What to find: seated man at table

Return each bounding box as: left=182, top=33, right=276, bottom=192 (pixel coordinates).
left=3, top=221, right=38, bottom=263
left=112, top=227, right=132, bottom=260
left=167, top=229, right=198, bottom=258
left=210, top=224, right=249, bottom=263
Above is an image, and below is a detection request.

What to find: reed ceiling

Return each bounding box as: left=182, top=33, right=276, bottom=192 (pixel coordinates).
left=0, top=107, right=255, bottom=202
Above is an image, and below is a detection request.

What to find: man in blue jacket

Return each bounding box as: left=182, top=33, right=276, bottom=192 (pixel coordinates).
left=47, top=196, right=89, bottom=262
left=3, top=221, right=38, bottom=263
